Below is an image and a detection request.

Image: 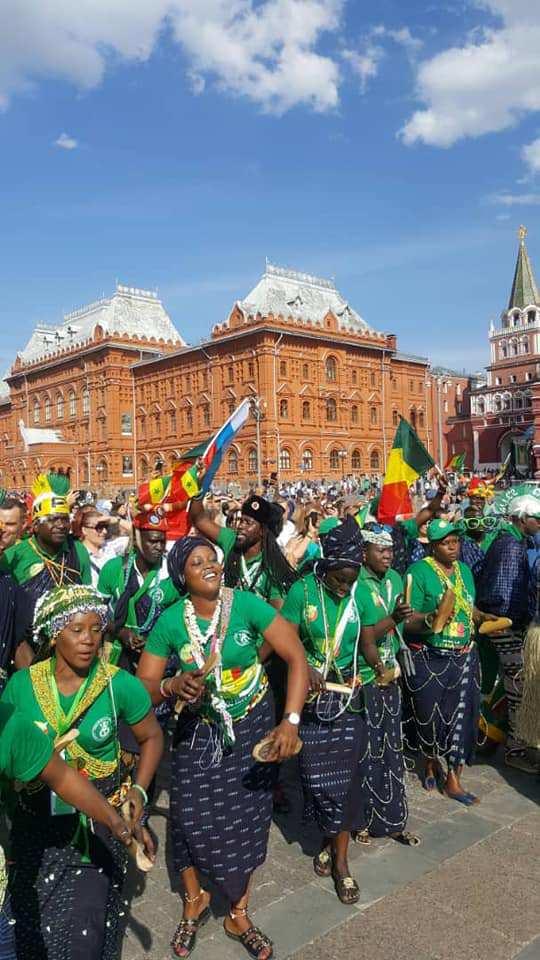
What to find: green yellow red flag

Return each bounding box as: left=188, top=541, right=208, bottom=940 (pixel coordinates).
left=377, top=418, right=435, bottom=524
left=445, top=452, right=466, bottom=472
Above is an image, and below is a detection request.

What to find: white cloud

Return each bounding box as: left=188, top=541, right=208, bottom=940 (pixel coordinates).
left=0, top=0, right=343, bottom=115
left=54, top=132, right=78, bottom=150
left=401, top=2, right=540, bottom=147
left=489, top=192, right=540, bottom=206
left=343, top=23, right=422, bottom=94
left=522, top=137, right=540, bottom=174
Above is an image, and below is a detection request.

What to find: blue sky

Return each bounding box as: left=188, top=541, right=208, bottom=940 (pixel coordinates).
left=1, top=0, right=540, bottom=373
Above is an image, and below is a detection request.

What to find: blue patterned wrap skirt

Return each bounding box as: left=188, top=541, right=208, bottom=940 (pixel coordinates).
left=299, top=690, right=368, bottom=837
left=169, top=693, right=276, bottom=903
left=403, top=643, right=481, bottom=769
left=360, top=682, right=408, bottom=836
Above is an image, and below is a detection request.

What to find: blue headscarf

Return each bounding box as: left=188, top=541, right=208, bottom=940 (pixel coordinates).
left=167, top=535, right=217, bottom=591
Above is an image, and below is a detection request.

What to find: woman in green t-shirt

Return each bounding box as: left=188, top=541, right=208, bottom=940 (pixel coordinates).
left=281, top=518, right=368, bottom=907
left=403, top=520, right=484, bottom=805
left=137, top=535, right=308, bottom=960
left=1, top=585, right=163, bottom=960
left=355, top=524, right=419, bottom=846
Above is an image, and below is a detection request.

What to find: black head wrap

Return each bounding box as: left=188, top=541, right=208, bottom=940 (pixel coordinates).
left=241, top=496, right=284, bottom=538
left=317, top=516, right=363, bottom=576
left=167, top=535, right=217, bottom=591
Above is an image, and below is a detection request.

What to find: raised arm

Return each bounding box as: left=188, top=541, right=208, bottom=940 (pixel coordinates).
left=414, top=476, right=448, bottom=528
left=188, top=496, right=222, bottom=544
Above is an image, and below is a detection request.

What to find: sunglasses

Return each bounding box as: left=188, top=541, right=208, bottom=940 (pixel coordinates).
left=85, top=522, right=109, bottom=533
left=462, top=516, right=498, bottom=531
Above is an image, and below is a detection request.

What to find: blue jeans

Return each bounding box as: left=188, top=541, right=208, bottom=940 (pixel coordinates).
left=0, top=893, right=16, bottom=960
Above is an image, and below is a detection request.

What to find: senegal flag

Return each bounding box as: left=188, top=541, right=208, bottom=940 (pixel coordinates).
left=445, top=452, right=465, bottom=472
left=138, top=475, right=171, bottom=506
left=377, top=418, right=434, bottom=524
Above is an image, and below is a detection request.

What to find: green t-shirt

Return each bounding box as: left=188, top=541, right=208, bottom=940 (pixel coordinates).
left=1, top=660, right=151, bottom=766
left=144, top=589, right=277, bottom=721
left=399, top=518, right=420, bottom=541
left=281, top=573, right=361, bottom=676
left=405, top=558, right=476, bottom=649
left=98, top=554, right=179, bottom=624
left=216, top=526, right=284, bottom=601
left=0, top=536, right=91, bottom=586
left=355, top=566, right=404, bottom=684
left=0, top=701, right=53, bottom=783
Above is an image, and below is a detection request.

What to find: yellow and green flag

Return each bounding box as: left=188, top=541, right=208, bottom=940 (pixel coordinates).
left=377, top=418, right=434, bottom=524
left=445, top=452, right=466, bottom=472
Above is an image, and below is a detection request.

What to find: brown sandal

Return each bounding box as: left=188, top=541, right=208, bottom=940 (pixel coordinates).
left=313, top=848, right=332, bottom=877
left=332, top=871, right=360, bottom=905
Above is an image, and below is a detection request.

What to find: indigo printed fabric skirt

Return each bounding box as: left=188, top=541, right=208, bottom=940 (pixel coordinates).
left=403, top=643, right=481, bottom=769
left=169, top=694, right=276, bottom=903
left=8, top=806, right=126, bottom=960
left=360, top=682, right=408, bottom=836
left=299, top=691, right=368, bottom=837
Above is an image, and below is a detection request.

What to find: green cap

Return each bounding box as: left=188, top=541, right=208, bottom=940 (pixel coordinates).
left=427, top=519, right=462, bottom=543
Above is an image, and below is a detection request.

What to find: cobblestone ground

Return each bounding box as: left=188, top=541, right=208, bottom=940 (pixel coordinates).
left=121, top=747, right=540, bottom=960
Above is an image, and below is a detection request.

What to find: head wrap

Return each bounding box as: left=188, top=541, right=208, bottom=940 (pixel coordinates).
left=361, top=522, right=393, bottom=548
left=33, top=585, right=108, bottom=646
left=133, top=510, right=168, bottom=532
left=241, top=496, right=284, bottom=538
left=167, top=535, right=217, bottom=591
left=427, top=519, right=462, bottom=543
left=467, top=476, right=494, bottom=501
left=509, top=495, right=540, bottom=520
left=317, top=516, right=364, bottom=574
left=31, top=472, right=70, bottom=521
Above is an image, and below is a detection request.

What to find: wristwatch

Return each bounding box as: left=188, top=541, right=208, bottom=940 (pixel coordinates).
left=284, top=711, right=301, bottom=726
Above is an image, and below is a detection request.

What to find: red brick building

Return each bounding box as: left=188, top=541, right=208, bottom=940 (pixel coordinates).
left=0, top=265, right=462, bottom=493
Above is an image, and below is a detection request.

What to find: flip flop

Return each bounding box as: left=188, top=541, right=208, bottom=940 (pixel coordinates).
left=392, top=831, right=421, bottom=846
left=423, top=776, right=437, bottom=793
left=445, top=791, right=476, bottom=806
left=313, top=848, right=332, bottom=877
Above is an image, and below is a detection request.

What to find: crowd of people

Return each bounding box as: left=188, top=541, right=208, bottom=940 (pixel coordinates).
left=0, top=463, right=539, bottom=960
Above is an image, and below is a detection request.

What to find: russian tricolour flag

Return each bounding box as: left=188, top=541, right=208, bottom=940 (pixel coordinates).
left=199, top=398, right=251, bottom=492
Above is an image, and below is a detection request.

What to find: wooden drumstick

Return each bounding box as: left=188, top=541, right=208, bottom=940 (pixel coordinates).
left=405, top=574, right=412, bottom=606
left=174, top=651, right=220, bottom=716
left=121, top=799, right=154, bottom=872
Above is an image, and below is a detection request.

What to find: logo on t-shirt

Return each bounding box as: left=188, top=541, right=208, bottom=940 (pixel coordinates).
left=91, top=717, right=113, bottom=742
left=235, top=631, right=252, bottom=647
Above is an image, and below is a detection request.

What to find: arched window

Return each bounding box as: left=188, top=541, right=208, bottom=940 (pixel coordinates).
left=410, top=408, right=417, bottom=429
left=302, top=449, right=313, bottom=472
left=478, top=398, right=485, bottom=415
left=279, top=398, right=289, bottom=418
left=169, top=409, right=177, bottom=435
left=326, top=398, right=337, bottom=422
left=44, top=396, right=51, bottom=422
left=503, top=394, right=511, bottom=411
left=139, top=416, right=146, bottom=440
left=202, top=404, right=210, bottom=428
left=525, top=393, right=532, bottom=408
left=351, top=404, right=359, bottom=425
left=81, top=458, right=89, bottom=485
left=228, top=450, right=239, bottom=475
left=56, top=394, right=64, bottom=419
left=392, top=409, right=398, bottom=426
left=370, top=450, right=380, bottom=471
left=351, top=449, right=361, bottom=469
left=302, top=400, right=311, bottom=420
left=247, top=448, right=258, bottom=473
left=33, top=399, right=40, bottom=424
left=528, top=310, right=536, bottom=324
left=82, top=387, right=90, bottom=416
left=68, top=390, right=76, bottom=417
left=419, top=411, right=425, bottom=428
left=501, top=343, right=507, bottom=359
left=522, top=338, right=529, bottom=354
left=97, top=459, right=108, bottom=482
left=302, top=363, right=309, bottom=379
left=515, top=394, right=523, bottom=408
left=140, top=457, right=149, bottom=480
left=370, top=371, right=376, bottom=388
left=512, top=340, right=519, bottom=357
left=186, top=408, right=193, bottom=430
left=329, top=449, right=340, bottom=470
left=495, top=396, right=502, bottom=413
left=351, top=369, right=357, bottom=385
left=279, top=448, right=291, bottom=471
left=325, top=356, right=337, bottom=382
left=279, top=360, right=287, bottom=378
left=370, top=405, right=377, bottom=425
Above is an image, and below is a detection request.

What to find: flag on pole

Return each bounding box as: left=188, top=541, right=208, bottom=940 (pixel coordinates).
left=377, top=417, right=435, bottom=524
left=445, top=452, right=466, bottom=472
left=494, top=450, right=512, bottom=484
left=197, top=398, right=251, bottom=493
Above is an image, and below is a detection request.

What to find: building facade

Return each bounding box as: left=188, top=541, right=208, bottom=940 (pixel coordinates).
left=0, top=266, right=461, bottom=493
left=448, top=227, right=540, bottom=476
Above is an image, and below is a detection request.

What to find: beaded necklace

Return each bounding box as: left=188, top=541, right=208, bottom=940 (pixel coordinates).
left=183, top=588, right=235, bottom=746
left=424, top=557, right=474, bottom=632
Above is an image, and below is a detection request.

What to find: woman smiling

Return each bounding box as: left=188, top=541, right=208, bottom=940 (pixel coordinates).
left=137, top=535, right=308, bottom=960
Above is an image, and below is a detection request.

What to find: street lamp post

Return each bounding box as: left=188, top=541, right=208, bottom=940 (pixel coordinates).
left=96, top=462, right=103, bottom=495
left=338, top=449, right=347, bottom=481
left=250, top=397, right=265, bottom=489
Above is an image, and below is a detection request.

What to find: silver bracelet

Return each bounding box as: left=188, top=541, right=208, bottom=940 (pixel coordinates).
left=159, top=677, right=173, bottom=698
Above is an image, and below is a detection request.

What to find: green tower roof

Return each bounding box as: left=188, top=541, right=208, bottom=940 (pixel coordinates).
left=508, top=225, right=540, bottom=310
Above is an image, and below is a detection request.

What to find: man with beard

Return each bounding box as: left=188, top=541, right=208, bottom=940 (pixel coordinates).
left=189, top=493, right=296, bottom=607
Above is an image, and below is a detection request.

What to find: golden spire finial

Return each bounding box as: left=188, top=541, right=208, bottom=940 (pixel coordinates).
left=518, top=224, right=527, bottom=243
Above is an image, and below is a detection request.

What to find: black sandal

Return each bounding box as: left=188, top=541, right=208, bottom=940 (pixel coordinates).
left=313, top=847, right=332, bottom=877
left=224, top=908, right=273, bottom=960
left=171, top=891, right=210, bottom=959
left=332, top=871, right=360, bottom=905
left=392, top=831, right=421, bottom=846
